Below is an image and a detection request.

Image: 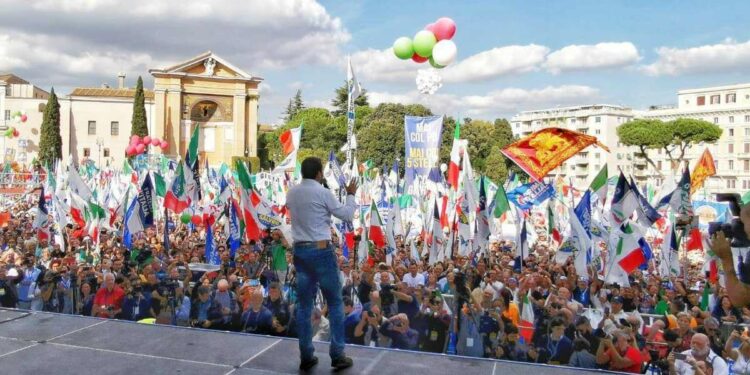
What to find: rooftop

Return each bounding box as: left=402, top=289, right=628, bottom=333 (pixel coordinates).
left=678, top=82, right=750, bottom=95
left=0, top=74, right=29, bottom=85
left=512, top=104, right=633, bottom=119
left=69, top=87, right=155, bottom=100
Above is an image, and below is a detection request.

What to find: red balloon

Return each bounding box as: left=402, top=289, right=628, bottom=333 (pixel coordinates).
left=12, top=129, right=19, bottom=137
left=151, top=138, right=160, bottom=146
left=160, top=141, right=168, bottom=149
left=411, top=53, right=428, bottom=63
left=125, top=146, right=135, bottom=156
left=20, top=115, right=27, bottom=123
left=135, top=143, right=145, bottom=154
left=433, top=17, right=457, bottom=41
left=130, top=135, right=141, bottom=144
left=191, top=215, right=202, bottom=226
left=143, top=136, right=152, bottom=145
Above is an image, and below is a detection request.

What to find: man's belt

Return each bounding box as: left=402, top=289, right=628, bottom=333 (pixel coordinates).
left=293, top=240, right=331, bottom=249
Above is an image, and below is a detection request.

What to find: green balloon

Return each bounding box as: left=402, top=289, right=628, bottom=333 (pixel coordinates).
left=413, top=30, right=437, bottom=58
left=429, top=56, right=445, bottom=69
left=180, top=213, right=191, bottom=224
left=392, top=37, right=414, bottom=60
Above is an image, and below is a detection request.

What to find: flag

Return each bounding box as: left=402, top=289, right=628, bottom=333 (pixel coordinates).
left=658, top=166, right=693, bottom=216
left=547, top=203, right=561, bottom=243
left=447, top=120, right=461, bottom=190
left=506, top=181, right=556, bottom=210
left=347, top=56, right=362, bottom=103
left=429, top=201, right=445, bottom=265
left=164, top=161, right=191, bottom=213
left=501, top=127, right=609, bottom=181
left=205, top=221, right=220, bottom=265
left=589, top=164, right=608, bottom=205
left=187, top=125, right=200, bottom=168
left=686, top=227, right=703, bottom=251
left=279, top=126, right=302, bottom=156
left=235, top=159, right=253, bottom=190
left=492, top=182, right=510, bottom=219
left=368, top=203, right=386, bottom=248
left=659, top=225, right=681, bottom=277
left=33, top=187, right=50, bottom=241
left=163, top=206, right=170, bottom=252
left=519, top=291, right=535, bottom=342
left=475, top=176, right=490, bottom=251
left=124, top=175, right=154, bottom=236
left=629, top=177, right=661, bottom=227
left=700, top=282, right=711, bottom=310
left=229, top=201, right=241, bottom=258
left=611, top=171, right=638, bottom=224
left=324, top=150, right=346, bottom=190
left=154, top=173, right=167, bottom=198
left=515, top=218, right=528, bottom=268
left=0, top=212, right=9, bottom=227
left=68, top=165, right=92, bottom=201
left=239, top=188, right=262, bottom=242
left=691, top=149, right=716, bottom=195
left=615, top=223, right=647, bottom=274
left=186, top=149, right=202, bottom=201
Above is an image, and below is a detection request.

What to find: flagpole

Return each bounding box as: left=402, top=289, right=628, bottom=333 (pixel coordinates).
left=345, top=56, right=354, bottom=166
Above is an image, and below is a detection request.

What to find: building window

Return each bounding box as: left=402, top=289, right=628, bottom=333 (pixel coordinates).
left=729, top=144, right=734, bottom=153
left=730, top=129, right=735, bottom=136
left=729, top=160, right=734, bottom=170
left=714, top=117, right=719, bottom=124
left=730, top=116, right=735, bottom=123
left=595, top=116, right=601, bottom=123
left=103, top=148, right=110, bottom=157
left=746, top=128, right=750, bottom=137
left=727, top=93, right=737, bottom=103
left=595, top=129, right=601, bottom=135
left=745, top=160, right=749, bottom=171
left=88, top=121, right=96, bottom=135
left=657, top=161, right=662, bottom=170
left=3, top=110, right=9, bottom=121
left=697, top=96, right=705, bottom=106
left=745, top=115, right=750, bottom=123
left=83, top=148, right=91, bottom=157
left=746, top=143, right=750, bottom=153
left=571, top=118, right=576, bottom=124
left=711, top=95, right=721, bottom=104
left=727, top=179, right=736, bottom=189
left=110, top=121, right=119, bottom=136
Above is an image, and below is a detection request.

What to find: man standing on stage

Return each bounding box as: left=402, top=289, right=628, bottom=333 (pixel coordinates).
left=286, top=157, right=357, bottom=371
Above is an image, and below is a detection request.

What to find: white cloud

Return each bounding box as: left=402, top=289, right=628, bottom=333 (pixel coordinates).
left=368, top=85, right=600, bottom=117
left=641, top=38, right=750, bottom=76
left=544, top=42, right=640, bottom=74
left=442, top=45, right=550, bottom=82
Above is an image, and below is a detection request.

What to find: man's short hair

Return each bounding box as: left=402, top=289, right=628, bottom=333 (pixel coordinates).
left=300, top=157, right=323, bottom=180
left=343, top=296, right=354, bottom=307
left=198, top=285, right=211, bottom=295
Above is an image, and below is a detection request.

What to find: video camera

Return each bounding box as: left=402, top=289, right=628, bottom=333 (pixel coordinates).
left=708, top=193, right=750, bottom=248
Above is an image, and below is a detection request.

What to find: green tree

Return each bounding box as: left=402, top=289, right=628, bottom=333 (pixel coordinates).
left=484, top=146, right=509, bottom=183
left=331, top=80, right=369, bottom=116
left=284, top=99, right=295, bottom=122
left=38, top=88, right=62, bottom=166
left=130, top=76, right=148, bottom=137
left=358, top=103, right=432, bottom=172
left=293, top=89, right=304, bottom=114
left=666, top=118, right=722, bottom=163
left=492, top=118, right=527, bottom=180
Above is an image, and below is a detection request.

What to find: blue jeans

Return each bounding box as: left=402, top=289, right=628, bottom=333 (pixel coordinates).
left=294, top=243, right=345, bottom=362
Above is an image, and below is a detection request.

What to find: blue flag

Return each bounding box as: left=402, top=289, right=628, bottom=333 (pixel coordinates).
left=328, top=150, right=347, bottom=187
left=506, top=181, right=556, bottom=210
left=205, top=222, right=220, bottom=265
left=629, top=177, right=661, bottom=227
left=229, top=203, right=241, bottom=258
left=574, top=190, right=592, bottom=239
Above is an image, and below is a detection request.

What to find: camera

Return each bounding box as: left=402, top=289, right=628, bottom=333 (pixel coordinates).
left=380, top=284, right=395, bottom=306
left=708, top=193, right=750, bottom=248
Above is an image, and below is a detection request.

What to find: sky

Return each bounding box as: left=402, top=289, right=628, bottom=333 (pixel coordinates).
left=2, top=0, right=750, bottom=124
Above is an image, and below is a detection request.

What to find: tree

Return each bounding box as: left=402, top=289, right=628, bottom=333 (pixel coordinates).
left=484, top=146, right=509, bottom=183
left=358, top=103, right=432, bottom=173
left=130, top=76, right=148, bottom=137
left=293, top=89, right=304, bottom=115
left=492, top=118, right=527, bottom=180
left=284, top=99, right=295, bottom=122
left=331, top=80, right=369, bottom=116
left=617, top=118, right=721, bottom=172
left=38, top=88, right=62, bottom=166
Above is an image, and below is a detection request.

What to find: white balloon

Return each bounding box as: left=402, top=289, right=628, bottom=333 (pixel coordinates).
left=432, top=40, right=457, bottom=66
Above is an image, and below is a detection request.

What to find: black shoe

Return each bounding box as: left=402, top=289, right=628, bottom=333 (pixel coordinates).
left=299, top=356, right=318, bottom=371
left=331, top=356, right=353, bottom=371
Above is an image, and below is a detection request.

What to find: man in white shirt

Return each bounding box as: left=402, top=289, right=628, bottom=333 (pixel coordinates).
left=286, top=157, right=357, bottom=371
left=669, top=333, right=728, bottom=375
left=402, top=263, right=425, bottom=289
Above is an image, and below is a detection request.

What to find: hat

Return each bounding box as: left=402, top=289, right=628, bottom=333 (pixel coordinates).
left=612, top=296, right=624, bottom=304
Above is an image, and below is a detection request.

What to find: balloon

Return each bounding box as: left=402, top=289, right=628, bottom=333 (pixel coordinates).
left=413, top=30, right=437, bottom=58
left=411, top=53, right=428, bottom=63
left=425, top=22, right=437, bottom=33
left=20, top=115, right=27, bottom=123
left=135, top=144, right=145, bottom=154
left=191, top=215, right=202, bottom=226
left=432, top=40, right=457, bottom=66
left=429, top=56, right=445, bottom=69
left=392, top=37, right=414, bottom=60
left=126, top=145, right=135, bottom=156
left=130, top=135, right=141, bottom=145
left=12, top=129, right=19, bottom=137
left=151, top=138, right=160, bottom=146
left=160, top=141, right=168, bottom=149
left=142, top=136, right=151, bottom=145
left=180, top=213, right=191, bottom=224
left=433, top=17, right=457, bottom=41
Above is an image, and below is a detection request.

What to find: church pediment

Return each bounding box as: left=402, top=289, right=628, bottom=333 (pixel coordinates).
left=149, top=51, right=262, bottom=82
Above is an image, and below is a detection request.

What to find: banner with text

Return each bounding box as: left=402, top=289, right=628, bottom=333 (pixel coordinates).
left=404, top=115, right=444, bottom=187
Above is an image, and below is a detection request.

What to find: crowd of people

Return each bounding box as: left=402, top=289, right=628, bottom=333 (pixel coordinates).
left=1, top=192, right=749, bottom=375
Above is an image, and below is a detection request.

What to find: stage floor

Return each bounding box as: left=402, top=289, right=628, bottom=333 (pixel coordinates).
left=0, top=308, right=616, bottom=374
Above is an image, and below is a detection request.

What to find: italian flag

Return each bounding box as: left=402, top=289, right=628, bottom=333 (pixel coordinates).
left=235, top=160, right=262, bottom=241
left=164, top=161, right=191, bottom=213
left=589, top=164, right=608, bottom=205
left=616, top=224, right=646, bottom=274
left=447, top=121, right=461, bottom=191
left=368, top=202, right=386, bottom=248
left=279, top=126, right=302, bottom=156
left=519, top=290, right=535, bottom=342
left=547, top=203, right=561, bottom=244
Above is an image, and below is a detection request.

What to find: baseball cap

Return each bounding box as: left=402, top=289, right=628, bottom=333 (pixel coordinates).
left=612, top=296, right=624, bottom=304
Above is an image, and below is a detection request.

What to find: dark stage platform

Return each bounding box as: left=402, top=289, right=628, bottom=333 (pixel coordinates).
left=0, top=308, right=618, bottom=374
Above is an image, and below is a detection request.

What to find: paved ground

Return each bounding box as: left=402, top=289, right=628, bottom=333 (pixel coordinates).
left=0, top=308, right=618, bottom=374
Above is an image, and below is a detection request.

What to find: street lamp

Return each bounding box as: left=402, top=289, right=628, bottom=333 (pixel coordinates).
left=95, top=138, right=104, bottom=167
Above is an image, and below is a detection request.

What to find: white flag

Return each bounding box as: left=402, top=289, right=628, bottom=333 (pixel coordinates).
left=347, top=56, right=362, bottom=103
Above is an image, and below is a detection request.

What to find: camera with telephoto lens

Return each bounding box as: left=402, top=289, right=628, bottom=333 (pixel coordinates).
left=380, top=284, right=395, bottom=306
left=708, top=193, right=750, bottom=248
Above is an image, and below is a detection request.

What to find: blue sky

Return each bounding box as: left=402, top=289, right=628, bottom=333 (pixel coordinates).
left=2, top=0, right=750, bottom=123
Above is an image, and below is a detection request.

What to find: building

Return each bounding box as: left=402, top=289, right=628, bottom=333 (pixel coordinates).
left=0, top=74, right=50, bottom=165
left=510, top=104, right=636, bottom=187
left=640, top=83, right=750, bottom=196
left=60, top=76, right=156, bottom=167
left=150, top=51, right=263, bottom=166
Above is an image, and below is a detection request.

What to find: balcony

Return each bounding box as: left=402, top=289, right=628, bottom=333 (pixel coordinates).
left=575, top=167, right=589, bottom=176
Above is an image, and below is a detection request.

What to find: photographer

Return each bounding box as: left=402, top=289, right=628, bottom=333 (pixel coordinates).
left=353, top=305, right=383, bottom=347
left=378, top=313, right=419, bottom=350
left=668, top=333, right=728, bottom=375
left=121, top=280, right=153, bottom=321
left=724, top=329, right=750, bottom=375
left=712, top=203, right=750, bottom=307
left=263, top=282, right=290, bottom=336
left=190, top=286, right=223, bottom=329
left=595, top=330, right=643, bottom=373
left=413, top=291, right=451, bottom=353
left=393, top=282, right=419, bottom=320
left=0, top=264, right=19, bottom=308
left=92, top=273, right=124, bottom=319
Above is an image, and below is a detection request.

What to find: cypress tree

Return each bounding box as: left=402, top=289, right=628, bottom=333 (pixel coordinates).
left=38, top=88, right=62, bottom=166
left=131, top=76, right=148, bottom=137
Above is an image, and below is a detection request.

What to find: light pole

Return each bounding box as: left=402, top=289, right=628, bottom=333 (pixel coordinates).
left=96, top=138, right=104, bottom=167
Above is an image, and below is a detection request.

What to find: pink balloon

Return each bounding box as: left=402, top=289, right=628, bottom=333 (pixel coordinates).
left=125, top=146, right=135, bottom=156
left=130, top=135, right=141, bottom=144
left=160, top=141, right=168, bottom=149
left=135, top=144, right=145, bottom=154
left=151, top=138, right=160, bottom=146
left=142, top=136, right=152, bottom=145
left=433, top=17, right=457, bottom=41
left=20, top=115, right=27, bottom=123
left=411, top=53, right=428, bottom=63
left=425, top=22, right=437, bottom=33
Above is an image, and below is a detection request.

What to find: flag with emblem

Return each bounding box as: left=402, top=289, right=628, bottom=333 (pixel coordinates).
left=164, top=161, right=191, bottom=213
left=690, top=149, right=716, bottom=195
